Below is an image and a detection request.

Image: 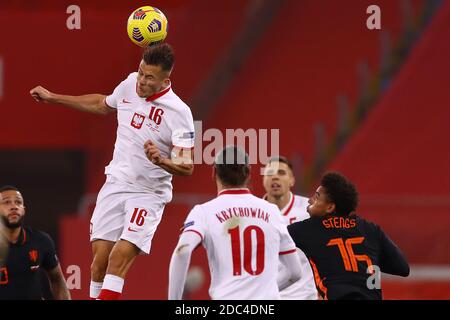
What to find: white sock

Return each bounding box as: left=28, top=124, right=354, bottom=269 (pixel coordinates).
left=102, top=274, right=125, bottom=293
left=90, top=281, right=103, bottom=299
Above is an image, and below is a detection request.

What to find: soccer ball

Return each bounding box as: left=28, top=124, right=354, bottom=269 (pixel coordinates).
left=127, top=6, right=168, bottom=47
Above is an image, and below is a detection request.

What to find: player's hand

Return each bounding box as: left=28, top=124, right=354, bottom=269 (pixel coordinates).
left=144, top=140, right=163, bottom=165
left=30, top=86, right=54, bottom=103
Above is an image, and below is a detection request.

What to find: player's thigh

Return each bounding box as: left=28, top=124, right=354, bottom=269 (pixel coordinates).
left=120, top=193, right=166, bottom=254
left=90, top=181, right=127, bottom=242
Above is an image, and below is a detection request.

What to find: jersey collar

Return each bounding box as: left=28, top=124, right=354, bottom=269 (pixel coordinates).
left=262, top=192, right=295, bottom=216
left=134, top=82, right=172, bottom=102
left=145, top=84, right=171, bottom=102
left=281, top=192, right=295, bottom=216
left=218, top=188, right=251, bottom=196
left=10, top=227, right=27, bottom=246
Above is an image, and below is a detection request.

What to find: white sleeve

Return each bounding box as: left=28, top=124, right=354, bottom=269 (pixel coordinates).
left=168, top=232, right=202, bottom=300
left=277, top=249, right=302, bottom=291
left=272, top=208, right=297, bottom=253
left=181, top=205, right=206, bottom=241
left=171, top=107, right=195, bottom=149
left=105, top=77, right=128, bottom=109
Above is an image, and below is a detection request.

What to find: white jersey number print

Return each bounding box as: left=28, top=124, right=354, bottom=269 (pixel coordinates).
left=182, top=189, right=297, bottom=300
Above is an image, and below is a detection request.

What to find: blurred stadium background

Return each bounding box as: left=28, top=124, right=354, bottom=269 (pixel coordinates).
left=1, top=0, right=449, bottom=299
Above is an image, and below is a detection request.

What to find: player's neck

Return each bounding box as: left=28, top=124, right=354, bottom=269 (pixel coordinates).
left=267, top=192, right=291, bottom=211
left=217, top=182, right=248, bottom=194
left=5, top=226, right=22, bottom=244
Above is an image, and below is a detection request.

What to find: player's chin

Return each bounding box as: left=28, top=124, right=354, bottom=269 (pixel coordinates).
left=270, top=189, right=284, bottom=197
left=137, top=91, right=147, bottom=98
left=136, top=87, right=149, bottom=98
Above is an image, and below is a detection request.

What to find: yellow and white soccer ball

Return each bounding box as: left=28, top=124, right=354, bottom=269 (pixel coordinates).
left=127, top=6, right=168, bottom=47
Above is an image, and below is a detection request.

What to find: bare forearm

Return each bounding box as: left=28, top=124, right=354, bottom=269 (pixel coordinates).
left=0, top=224, right=7, bottom=265
left=159, top=158, right=193, bottom=176
left=50, top=279, right=71, bottom=300
left=50, top=93, right=111, bottom=115
left=46, top=265, right=71, bottom=300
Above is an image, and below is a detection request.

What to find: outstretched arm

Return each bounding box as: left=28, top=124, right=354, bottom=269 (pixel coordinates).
left=168, top=232, right=202, bottom=300
left=30, top=86, right=114, bottom=115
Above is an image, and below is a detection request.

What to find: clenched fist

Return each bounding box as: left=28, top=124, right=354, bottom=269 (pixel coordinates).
left=30, top=86, right=54, bottom=103
left=144, top=140, right=163, bottom=165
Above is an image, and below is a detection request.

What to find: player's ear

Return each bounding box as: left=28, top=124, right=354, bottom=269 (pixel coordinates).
left=326, top=203, right=335, bottom=214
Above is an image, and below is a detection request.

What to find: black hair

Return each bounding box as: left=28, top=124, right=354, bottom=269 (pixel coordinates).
left=214, top=146, right=250, bottom=187
left=142, top=43, right=175, bottom=72
left=0, top=185, right=19, bottom=193
left=320, top=172, right=358, bottom=216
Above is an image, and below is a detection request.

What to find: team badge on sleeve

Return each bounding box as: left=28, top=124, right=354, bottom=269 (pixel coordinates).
left=172, top=129, right=195, bottom=148
left=181, top=221, right=195, bottom=231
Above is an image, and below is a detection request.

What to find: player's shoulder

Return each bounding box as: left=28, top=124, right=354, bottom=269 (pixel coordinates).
left=202, top=193, right=279, bottom=212
left=112, top=72, right=137, bottom=93
left=248, top=195, right=283, bottom=220
left=292, top=194, right=310, bottom=219
left=188, top=204, right=206, bottom=216
left=355, top=215, right=382, bottom=234
left=287, top=215, right=314, bottom=233
left=24, top=227, right=54, bottom=245
left=159, top=87, right=192, bottom=113
left=251, top=194, right=280, bottom=209
left=293, top=194, right=309, bottom=209
left=117, top=72, right=138, bottom=87
left=125, top=72, right=138, bottom=82
left=293, top=194, right=309, bottom=203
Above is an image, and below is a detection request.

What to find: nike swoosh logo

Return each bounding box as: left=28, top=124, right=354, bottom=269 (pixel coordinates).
left=128, top=227, right=138, bottom=232
left=122, top=99, right=131, bottom=103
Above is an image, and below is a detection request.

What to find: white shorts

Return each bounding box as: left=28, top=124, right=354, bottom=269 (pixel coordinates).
left=90, top=176, right=172, bottom=254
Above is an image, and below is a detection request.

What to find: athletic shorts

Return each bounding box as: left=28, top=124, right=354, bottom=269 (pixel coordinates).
left=90, top=176, right=172, bottom=254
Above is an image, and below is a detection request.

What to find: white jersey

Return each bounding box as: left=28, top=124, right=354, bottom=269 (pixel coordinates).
left=264, top=192, right=318, bottom=300
left=104, top=72, right=195, bottom=192
left=183, top=189, right=297, bottom=300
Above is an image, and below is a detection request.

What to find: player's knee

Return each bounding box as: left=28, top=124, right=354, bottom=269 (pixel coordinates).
left=90, top=258, right=108, bottom=281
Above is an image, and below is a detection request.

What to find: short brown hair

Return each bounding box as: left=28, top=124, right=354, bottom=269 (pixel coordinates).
left=142, top=43, right=175, bottom=72
left=267, top=156, right=293, bottom=172
left=214, top=146, right=250, bottom=187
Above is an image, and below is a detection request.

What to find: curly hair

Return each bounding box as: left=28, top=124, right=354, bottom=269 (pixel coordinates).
left=320, top=172, right=358, bottom=216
